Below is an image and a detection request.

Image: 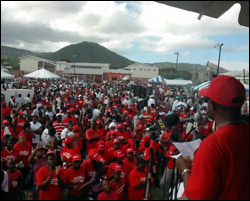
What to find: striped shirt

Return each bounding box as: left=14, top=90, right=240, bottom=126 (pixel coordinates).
left=53, top=121, right=67, bottom=140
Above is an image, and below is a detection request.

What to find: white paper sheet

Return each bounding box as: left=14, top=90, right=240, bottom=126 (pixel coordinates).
left=170, top=153, right=182, bottom=159
left=173, top=139, right=201, bottom=161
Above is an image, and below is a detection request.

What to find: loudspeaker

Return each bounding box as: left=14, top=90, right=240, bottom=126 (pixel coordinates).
left=140, top=87, right=146, bottom=98
left=134, top=85, right=140, bottom=97
left=146, top=87, right=153, bottom=97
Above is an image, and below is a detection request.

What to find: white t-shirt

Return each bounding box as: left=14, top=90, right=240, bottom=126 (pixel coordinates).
left=92, top=109, right=101, bottom=120
left=148, top=98, right=155, bottom=107
left=60, top=128, right=74, bottom=140
left=41, top=128, right=50, bottom=144
left=30, top=122, right=42, bottom=144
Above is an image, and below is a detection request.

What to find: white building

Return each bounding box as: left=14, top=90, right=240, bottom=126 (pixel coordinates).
left=123, top=63, right=159, bottom=81
left=20, top=55, right=56, bottom=73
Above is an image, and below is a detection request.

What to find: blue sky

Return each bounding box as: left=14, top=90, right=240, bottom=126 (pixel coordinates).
left=1, top=1, right=249, bottom=71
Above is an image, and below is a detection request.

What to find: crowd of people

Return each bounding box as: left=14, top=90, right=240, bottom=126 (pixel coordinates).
left=1, top=77, right=249, bottom=200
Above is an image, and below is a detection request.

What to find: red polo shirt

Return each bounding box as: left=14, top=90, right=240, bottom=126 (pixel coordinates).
left=185, top=123, right=249, bottom=200
left=13, top=142, right=31, bottom=168
left=86, top=128, right=99, bottom=154
left=97, top=191, right=119, bottom=200
left=110, top=179, right=126, bottom=200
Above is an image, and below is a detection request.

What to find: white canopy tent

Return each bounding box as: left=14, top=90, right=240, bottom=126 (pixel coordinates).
left=23, top=68, right=60, bottom=79
left=1, top=70, right=14, bottom=79
left=192, top=81, right=210, bottom=91
left=164, top=79, right=192, bottom=86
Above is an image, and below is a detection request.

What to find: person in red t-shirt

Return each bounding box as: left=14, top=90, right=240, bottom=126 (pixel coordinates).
left=135, top=115, right=146, bottom=141
left=63, top=110, right=78, bottom=125
left=96, top=140, right=112, bottom=168
left=96, top=120, right=107, bottom=141
left=177, top=75, right=249, bottom=200
left=36, top=150, right=64, bottom=200
left=14, top=111, right=27, bottom=134
left=13, top=133, right=32, bottom=177
left=6, top=158, right=23, bottom=200
left=107, top=150, right=126, bottom=179
left=97, top=179, right=119, bottom=200
left=58, top=154, right=87, bottom=200
left=86, top=121, right=100, bottom=154
left=60, top=137, right=80, bottom=169
left=110, top=164, right=128, bottom=200
left=123, top=148, right=137, bottom=176
left=1, top=120, right=16, bottom=139
left=1, top=101, right=11, bottom=118
left=19, top=122, right=35, bottom=147
left=1, top=138, right=19, bottom=170
left=128, top=157, right=149, bottom=200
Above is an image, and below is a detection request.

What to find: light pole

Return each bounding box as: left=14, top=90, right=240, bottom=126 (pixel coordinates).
left=214, top=44, right=223, bottom=76
left=175, top=52, right=179, bottom=70
left=72, top=54, right=77, bottom=78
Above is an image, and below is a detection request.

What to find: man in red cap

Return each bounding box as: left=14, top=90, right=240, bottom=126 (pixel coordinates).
left=97, top=140, right=112, bottom=168
left=96, top=119, right=107, bottom=141
left=58, top=154, right=87, bottom=200
left=60, top=137, right=80, bottom=170
left=108, top=139, right=121, bottom=157
left=1, top=101, right=11, bottom=118
left=36, top=150, right=64, bottom=200
left=110, top=164, right=127, bottom=200
left=107, top=150, right=126, bottom=179
left=123, top=148, right=137, bottom=176
left=105, top=130, right=117, bottom=149
left=177, top=75, right=249, bottom=200
left=14, top=110, right=27, bottom=134
left=63, top=110, right=78, bottom=125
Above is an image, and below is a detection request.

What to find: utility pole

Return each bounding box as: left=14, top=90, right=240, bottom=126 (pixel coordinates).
left=72, top=54, right=77, bottom=78
left=175, top=52, right=179, bottom=70
left=214, top=44, right=223, bottom=76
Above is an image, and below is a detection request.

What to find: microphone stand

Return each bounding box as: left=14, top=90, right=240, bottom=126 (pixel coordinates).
left=144, top=147, right=153, bottom=200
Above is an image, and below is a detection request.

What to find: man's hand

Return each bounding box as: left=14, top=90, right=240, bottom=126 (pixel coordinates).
left=176, top=156, right=192, bottom=172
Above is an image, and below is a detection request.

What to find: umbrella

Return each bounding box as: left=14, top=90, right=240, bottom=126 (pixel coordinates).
left=165, top=79, right=192, bottom=86
left=23, top=68, right=60, bottom=79
left=1, top=70, right=14, bottom=79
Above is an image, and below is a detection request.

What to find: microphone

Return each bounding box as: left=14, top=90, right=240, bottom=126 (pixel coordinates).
left=179, top=117, right=195, bottom=124
left=145, top=124, right=157, bottom=131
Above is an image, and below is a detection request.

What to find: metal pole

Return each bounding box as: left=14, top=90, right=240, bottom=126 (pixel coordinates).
left=175, top=52, right=179, bottom=70
left=243, top=69, right=245, bottom=83
left=216, top=44, right=223, bottom=76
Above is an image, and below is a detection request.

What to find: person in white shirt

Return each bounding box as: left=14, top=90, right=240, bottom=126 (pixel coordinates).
left=172, top=97, right=179, bottom=111
left=60, top=121, right=74, bottom=140
left=29, top=115, right=42, bottom=147
left=148, top=95, right=155, bottom=107
left=23, top=94, right=31, bottom=105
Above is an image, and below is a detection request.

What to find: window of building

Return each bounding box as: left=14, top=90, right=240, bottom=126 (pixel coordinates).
left=38, top=61, right=43, bottom=67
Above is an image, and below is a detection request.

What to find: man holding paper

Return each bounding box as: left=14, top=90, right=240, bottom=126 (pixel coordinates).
left=176, top=75, right=249, bottom=200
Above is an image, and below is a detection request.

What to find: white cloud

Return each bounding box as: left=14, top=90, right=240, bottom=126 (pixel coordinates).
left=1, top=1, right=249, bottom=58
left=183, top=51, right=191, bottom=56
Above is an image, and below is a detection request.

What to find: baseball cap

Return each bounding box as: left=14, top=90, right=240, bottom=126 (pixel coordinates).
left=18, top=110, right=24, bottom=115
left=72, top=154, right=81, bottom=162
left=199, top=75, right=246, bottom=107
left=113, top=164, right=122, bottom=171
left=117, top=123, right=123, bottom=129
left=97, top=140, right=106, bottom=151
left=2, top=120, right=9, bottom=124
left=2, top=101, right=6, bottom=105
left=123, top=122, right=129, bottom=126
left=46, top=150, right=56, bottom=157
left=113, top=150, right=125, bottom=158
left=18, top=133, right=26, bottom=138
left=141, top=136, right=150, bottom=144
left=113, top=139, right=120, bottom=144
left=63, top=136, right=73, bottom=144
left=56, top=113, right=62, bottom=117
left=66, top=110, right=71, bottom=113
left=139, top=115, right=145, bottom=119
left=128, top=139, right=135, bottom=146
left=88, top=150, right=101, bottom=161
left=126, top=148, right=134, bottom=154
left=73, top=125, right=81, bottom=131
left=36, top=103, right=42, bottom=108
left=96, top=120, right=102, bottom=125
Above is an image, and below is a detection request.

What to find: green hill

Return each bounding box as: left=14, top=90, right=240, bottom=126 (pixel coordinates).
left=48, top=41, right=134, bottom=68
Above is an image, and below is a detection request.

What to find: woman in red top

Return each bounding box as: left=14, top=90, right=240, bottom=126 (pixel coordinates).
left=13, top=133, right=32, bottom=178
left=36, top=150, right=64, bottom=200
left=97, top=178, right=119, bottom=200
left=85, top=121, right=99, bottom=154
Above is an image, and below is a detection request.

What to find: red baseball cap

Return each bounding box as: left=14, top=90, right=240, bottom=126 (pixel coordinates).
left=97, top=140, right=106, bottom=150
left=96, top=120, right=102, bottom=125
left=117, top=123, right=123, bottom=129
left=2, top=120, right=9, bottom=124
left=128, top=139, right=135, bottom=145
left=88, top=150, right=101, bottom=161
left=113, top=150, right=125, bottom=158
left=72, top=154, right=81, bottom=162
left=63, top=136, right=73, bottom=144
left=2, top=101, right=6, bottom=105
left=18, top=133, right=26, bottom=139
left=109, top=130, right=117, bottom=135
left=113, top=139, right=120, bottom=144
left=126, top=148, right=134, bottom=154
left=123, top=122, right=129, bottom=126
left=66, top=110, right=71, bottom=113
left=141, top=136, right=150, bottom=145
left=18, top=110, right=24, bottom=115
left=46, top=150, right=56, bottom=157
left=200, top=75, right=246, bottom=107
left=113, top=164, right=122, bottom=171
left=73, top=125, right=81, bottom=131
